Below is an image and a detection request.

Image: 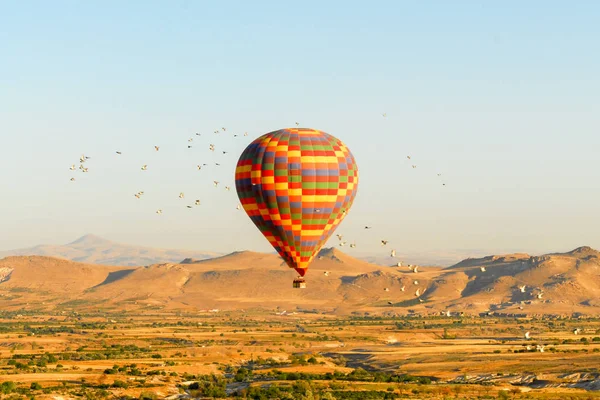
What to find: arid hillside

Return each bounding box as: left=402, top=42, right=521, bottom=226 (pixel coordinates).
left=0, top=246, right=598, bottom=316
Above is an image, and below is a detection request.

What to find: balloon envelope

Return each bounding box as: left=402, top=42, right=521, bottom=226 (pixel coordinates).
left=235, top=128, right=358, bottom=277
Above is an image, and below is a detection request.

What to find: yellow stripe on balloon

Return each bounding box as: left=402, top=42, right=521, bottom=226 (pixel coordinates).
left=301, top=195, right=339, bottom=203
left=300, top=156, right=338, bottom=163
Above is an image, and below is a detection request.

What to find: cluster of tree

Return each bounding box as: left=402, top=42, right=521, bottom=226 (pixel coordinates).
left=232, top=367, right=431, bottom=385
left=186, top=375, right=227, bottom=398
left=237, top=380, right=396, bottom=400
left=103, top=363, right=143, bottom=376
left=5, top=352, right=59, bottom=370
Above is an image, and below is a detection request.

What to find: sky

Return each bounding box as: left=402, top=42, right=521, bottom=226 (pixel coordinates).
left=1, top=1, right=599, bottom=259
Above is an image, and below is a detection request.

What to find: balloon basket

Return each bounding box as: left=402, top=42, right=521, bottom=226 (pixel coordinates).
left=293, top=279, right=306, bottom=289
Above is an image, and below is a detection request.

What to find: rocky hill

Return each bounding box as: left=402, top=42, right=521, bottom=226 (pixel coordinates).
left=0, top=246, right=598, bottom=316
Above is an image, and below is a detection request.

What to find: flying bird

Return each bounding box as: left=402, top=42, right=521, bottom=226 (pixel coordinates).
left=244, top=132, right=248, bottom=136
left=382, top=113, right=387, bottom=117
left=480, top=266, right=486, bottom=272
left=70, top=177, right=75, bottom=181
left=116, top=151, right=122, bottom=155
left=209, top=144, right=215, bottom=152
left=141, top=165, right=148, bottom=171
left=413, top=266, right=419, bottom=273
left=69, top=165, right=75, bottom=170
left=154, top=146, right=159, bottom=151
left=350, top=243, right=356, bottom=248
left=213, top=181, right=219, bottom=187
left=400, top=286, right=405, bottom=292
left=156, top=209, right=162, bottom=214
left=225, top=186, right=231, bottom=191
left=537, top=345, right=545, bottom=353
left=324, top=271, right=330, bottom=276
left=295, top=122, right=300, bottom=127
left=519, top=285, right=526, bottom=293
left=195, top=200, right=201, bottom=206
left=390, top=249, right=396, bottom=257
left=407, top=156, right=411, bottom=160
left=364, top=226, right=372, bottom=229
left=381, top=240, right=388, bottom=246
left=186, top=205, right=193, bottom=209
left=336, top=234, right=343, bottom=241
left=236, top=204, right=242, bottom=210
left=412, top=165, right=417, bottom=169
left=179, top=193, right=184, bottom=199
left=222, top=151, right=228, bottom=154
left=339, top=241, right=347, bottom=247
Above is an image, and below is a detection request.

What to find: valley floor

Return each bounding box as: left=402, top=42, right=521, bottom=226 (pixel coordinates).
left=1, top=309, right=600, bottom=399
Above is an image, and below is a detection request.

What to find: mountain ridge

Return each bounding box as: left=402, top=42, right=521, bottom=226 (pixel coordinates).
left=0, top=234, right=221, bottom=266
left=1, top=245, right=598, bottom=316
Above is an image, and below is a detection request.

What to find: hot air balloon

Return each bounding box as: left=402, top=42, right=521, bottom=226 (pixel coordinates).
left=235, top=128, right=358, bottom=288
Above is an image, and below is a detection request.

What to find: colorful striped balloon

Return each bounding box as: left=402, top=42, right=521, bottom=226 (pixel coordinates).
left=235, top=128, right=359, bottom=278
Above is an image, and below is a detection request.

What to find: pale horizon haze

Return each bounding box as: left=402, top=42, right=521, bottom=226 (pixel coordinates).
left=1, top=1, right=599, bottom=259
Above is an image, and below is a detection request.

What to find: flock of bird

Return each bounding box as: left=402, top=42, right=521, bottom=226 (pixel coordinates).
left=68, top=114, right=449, bottom=265
left=383, top=113, right=446, bottom=187
left=68, top=128, right=245, bottom=214
left=323, top=254, right=550, bottom=307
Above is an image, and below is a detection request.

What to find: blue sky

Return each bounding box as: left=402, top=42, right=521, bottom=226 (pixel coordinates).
left=1, top=1, right=599, bottom=259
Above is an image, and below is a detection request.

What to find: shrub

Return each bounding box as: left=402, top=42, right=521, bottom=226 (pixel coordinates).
left=139, top=391, right=157, bottom=400
left=112, top=380, right=128, bottom=388
left=1, top=381, right=17, bottom=394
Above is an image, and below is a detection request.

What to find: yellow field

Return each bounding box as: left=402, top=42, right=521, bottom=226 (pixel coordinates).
left=0, top=310, right=599, bottom=399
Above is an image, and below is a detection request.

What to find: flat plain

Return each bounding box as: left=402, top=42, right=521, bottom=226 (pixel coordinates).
left=1, top=309, right=599, bottom=399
